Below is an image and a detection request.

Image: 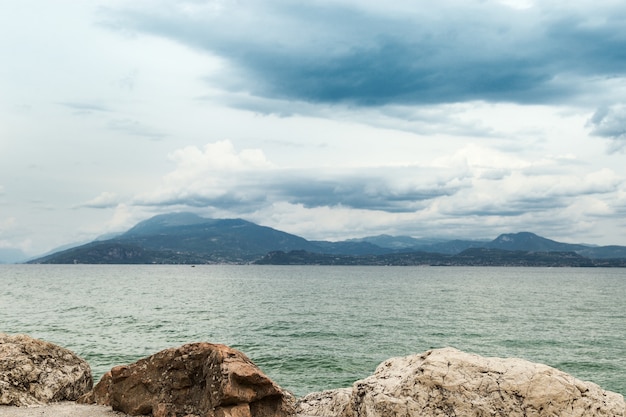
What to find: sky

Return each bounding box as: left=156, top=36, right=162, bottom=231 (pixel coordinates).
left=2, top=0, right=626, bottom=258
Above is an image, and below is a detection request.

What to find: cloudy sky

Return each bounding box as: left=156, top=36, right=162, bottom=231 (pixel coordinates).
left=2, top=0, right=626, bottom=257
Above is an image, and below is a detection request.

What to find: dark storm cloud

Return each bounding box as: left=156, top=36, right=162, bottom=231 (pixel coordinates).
left=588, top=104, right=626, bottom=149
left=272, top=173, right=462, bottom=212
left=135, top=165, right=468, bottom=213
left=137, top=191, right=269, bottom=211
left=102, top=1, right=626, bottom=106
left=445, top=196, right=568, bottom=218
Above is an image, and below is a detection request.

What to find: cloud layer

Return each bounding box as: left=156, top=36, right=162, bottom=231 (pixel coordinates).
left=588, top=104, right=626, bottom=151
left=125, top=140, right=624, bottom=241
left=103, top=0, right=626, bottom=106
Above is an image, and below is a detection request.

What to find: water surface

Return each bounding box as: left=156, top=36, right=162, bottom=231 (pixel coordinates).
left=1, top=265, right=624, bottom=397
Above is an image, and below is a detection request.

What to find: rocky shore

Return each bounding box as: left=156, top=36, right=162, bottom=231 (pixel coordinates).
left=1, top=333, right=624, bottom=417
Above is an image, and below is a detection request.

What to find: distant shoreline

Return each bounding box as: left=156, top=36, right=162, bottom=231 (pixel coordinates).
left=23, top=247, right=626, bottom=267
left=253, top=249, right=626, bottom=267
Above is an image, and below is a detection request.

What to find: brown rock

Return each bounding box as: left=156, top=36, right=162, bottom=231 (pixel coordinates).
left=0, top=333, right=93, bottom=406
left=79, top=342, right=295, bottom=417
left=296, top=347, right=626, bottom=417
left=79, top=370, right=113, bottom=406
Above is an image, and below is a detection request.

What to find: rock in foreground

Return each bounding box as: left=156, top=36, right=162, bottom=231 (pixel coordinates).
left=0, top=333, right=93, bottom=406
left=297, top=347, right=625, bottom=417
left=79, top=342, right=295, bottom=417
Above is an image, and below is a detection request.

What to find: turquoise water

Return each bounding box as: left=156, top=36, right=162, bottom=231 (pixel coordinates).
left=1, top=265, right=624, bottom=397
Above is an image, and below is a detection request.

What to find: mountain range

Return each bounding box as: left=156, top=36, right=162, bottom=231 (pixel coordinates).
left=28, top=212, right=626, bottom=265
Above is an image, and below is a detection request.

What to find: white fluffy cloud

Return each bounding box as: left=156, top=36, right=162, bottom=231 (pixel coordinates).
left=167, top=140, right=273, bottom=174
left=82, top=192, right=120, bottom=209
left=135, top=141, right=274, bottom=209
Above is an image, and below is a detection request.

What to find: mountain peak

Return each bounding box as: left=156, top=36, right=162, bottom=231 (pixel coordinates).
left=488, top=232, right=584, bottom=252
left=493, top=232, right=541, bottom=243
left=142, top=212, right=206, bottom=226
left=123, top=212, right=209, bottom=236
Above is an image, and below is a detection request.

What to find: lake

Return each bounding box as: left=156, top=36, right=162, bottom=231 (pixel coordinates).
left=1, top=264, right=624, bottom=397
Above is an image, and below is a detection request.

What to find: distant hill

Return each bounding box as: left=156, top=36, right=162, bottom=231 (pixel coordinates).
left=575, top=245, right=626, bottom=259
left=119, top=213, right=319, bottom=258
left=346, top=234, right=449, bottom=250
left=31, top=213, right=319, bottom=264
left=310, top=240, right=394, bottom=255
left=353, top=231, right=626, bottom=259
left=29, top=213, right=626, bottom=264
left=0, top=248, right=28, bottom=264
left=485, top=232, right=588, bottom=252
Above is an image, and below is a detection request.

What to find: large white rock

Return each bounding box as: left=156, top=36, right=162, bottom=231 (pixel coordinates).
left=296, top=347, right=625, bottom=417
left=0, top=333, right=93, bottom=406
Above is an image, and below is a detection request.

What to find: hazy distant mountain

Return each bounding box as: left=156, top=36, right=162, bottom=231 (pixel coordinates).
left=576, top=245, right=626, bottom=259
left=484, top=232, right=626, bottom=258
left=356, top=231, right=626, bottom=258
left=347, top=234, right=500, bottom=255
left=419, top=239, right=488, bottom=255
left=346, top=234, right=449, bottom=250
left=350, top=235, right=489, bottom=255
left=0, top=248, right=28, bottom=264
left=29, top=213, right=626, bottom=264
left=310, top=240, right=394, bottom=255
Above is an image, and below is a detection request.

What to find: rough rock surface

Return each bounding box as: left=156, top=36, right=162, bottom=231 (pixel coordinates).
left=296, top=347, right=625, bottom=417
left=296, top=388, right=352, bottom=417
left=0, top=333, right=93, bottom=406
left=79, top=342, right=295, bottom=417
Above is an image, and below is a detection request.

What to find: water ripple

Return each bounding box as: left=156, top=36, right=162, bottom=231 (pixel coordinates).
left=1, top=264, right=624, bottom=397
